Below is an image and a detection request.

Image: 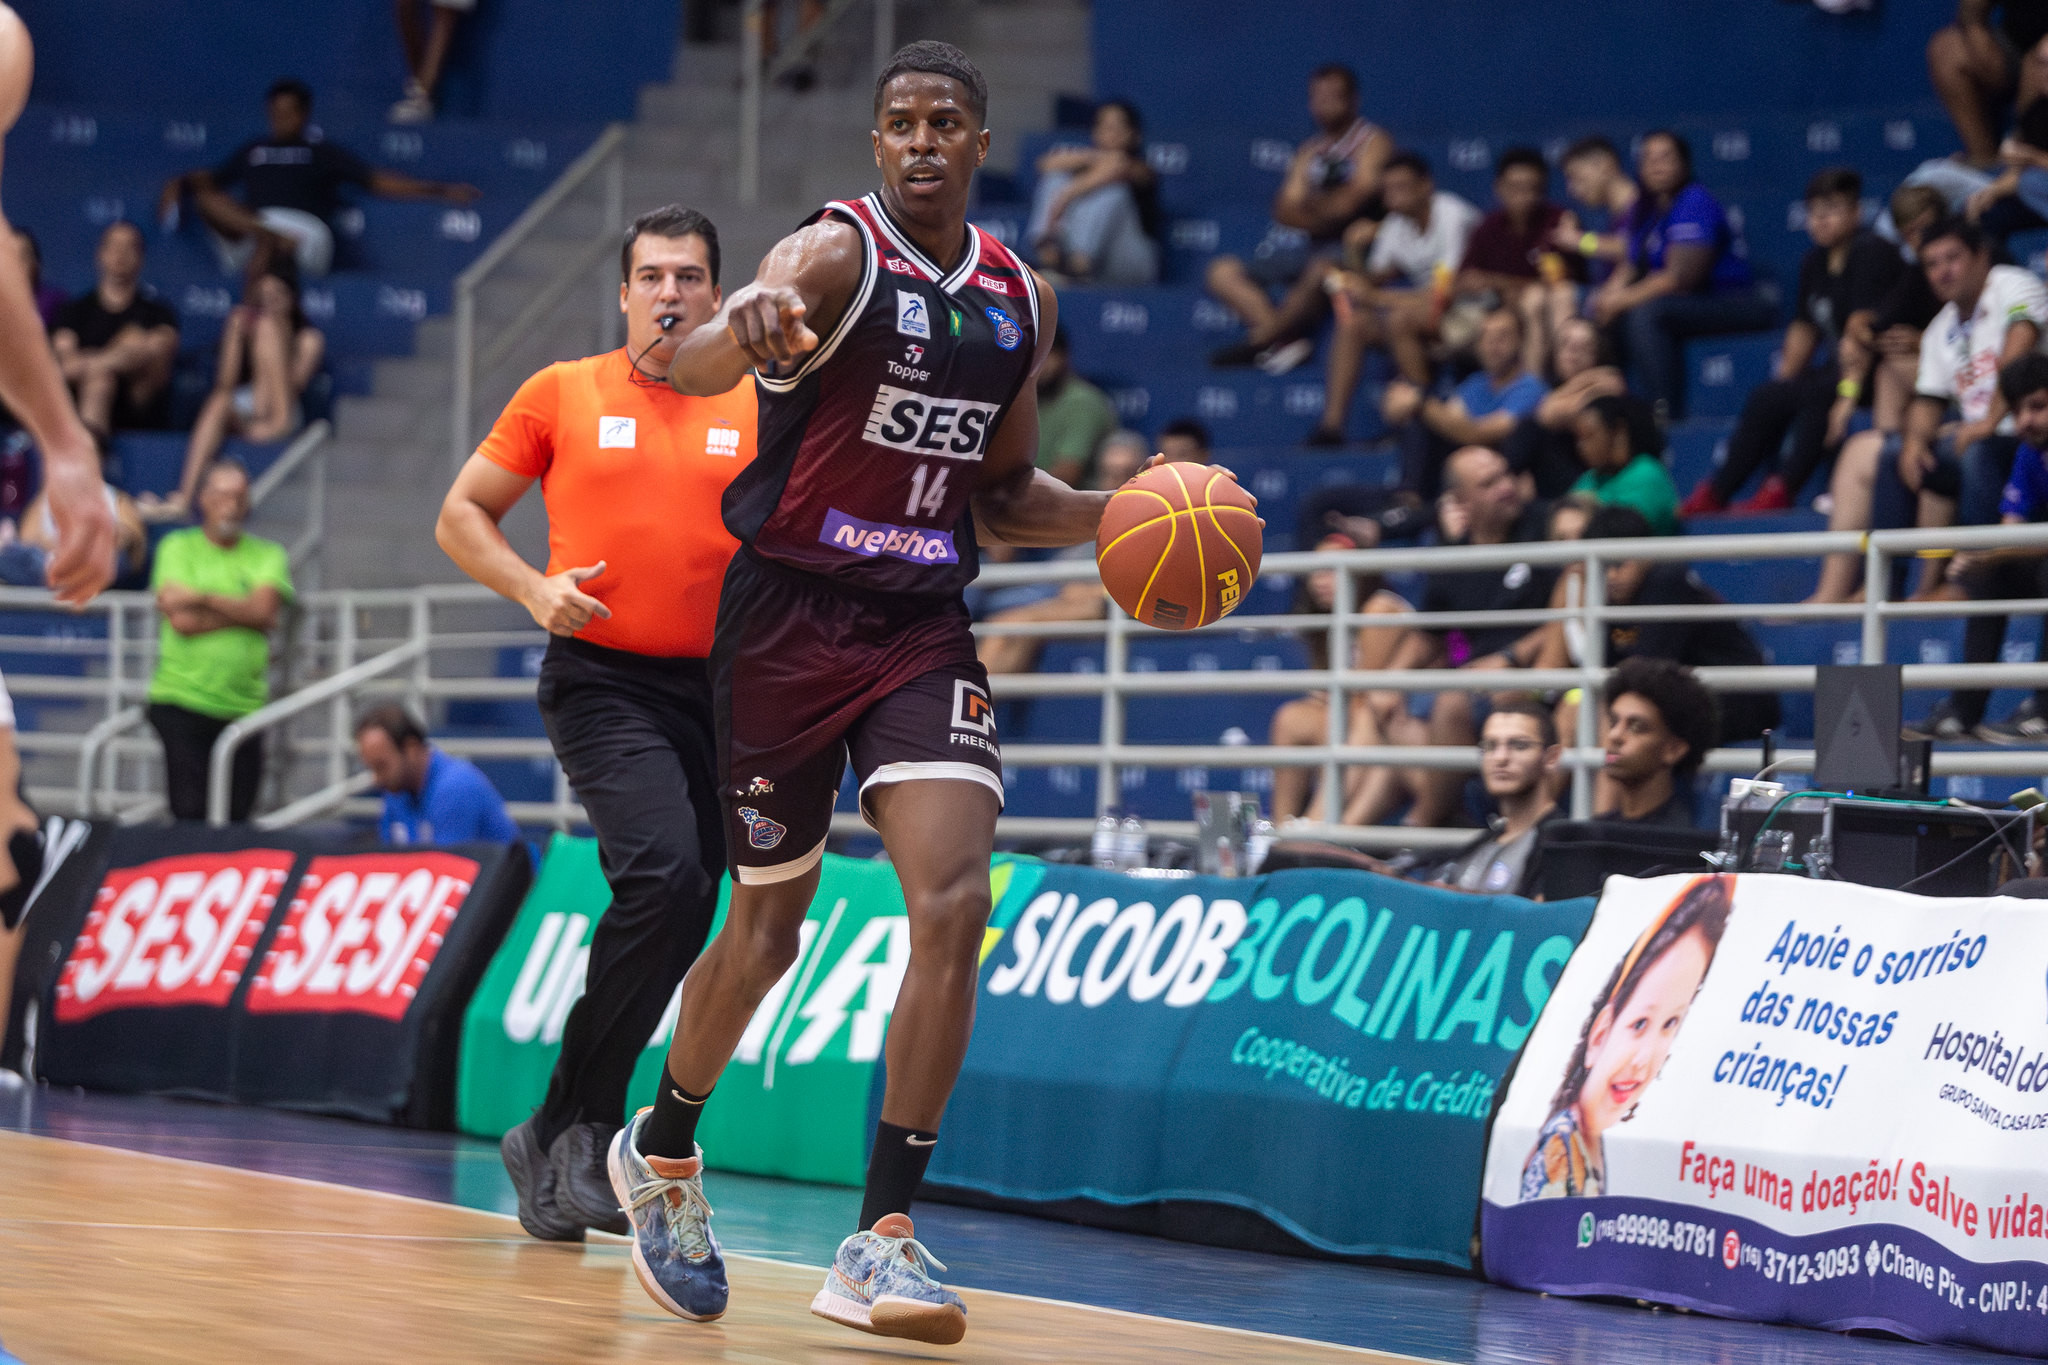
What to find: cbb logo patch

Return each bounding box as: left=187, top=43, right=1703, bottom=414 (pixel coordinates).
left=737, top=807, right=787, bottom=851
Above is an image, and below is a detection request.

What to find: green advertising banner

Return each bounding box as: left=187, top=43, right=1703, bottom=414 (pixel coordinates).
left=456, top=837, right=1044, bottom=1187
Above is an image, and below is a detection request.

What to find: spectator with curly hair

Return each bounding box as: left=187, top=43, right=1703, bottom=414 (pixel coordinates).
left=1598, top=656, right=1718, bottom=829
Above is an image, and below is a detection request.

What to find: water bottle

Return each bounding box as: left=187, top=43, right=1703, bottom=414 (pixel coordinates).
left=1090, top=812, right=1121, bottom=870
left=1115, top=813, right=1148, bottom=871
left=1246, top=818, right=1276, bottom=876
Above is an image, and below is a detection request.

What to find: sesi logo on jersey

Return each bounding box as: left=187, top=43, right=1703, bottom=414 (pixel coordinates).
left=54, top=851, right=296, bottom=1023
left=862, top=384, right=1001, bottom=460
left=244, top=852, right=478, bottom=1020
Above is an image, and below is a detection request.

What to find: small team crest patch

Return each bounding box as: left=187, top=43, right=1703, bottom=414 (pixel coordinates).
left=985, top=306, right=1021, bottom=350
left=737, top=807, right=786, bottom=850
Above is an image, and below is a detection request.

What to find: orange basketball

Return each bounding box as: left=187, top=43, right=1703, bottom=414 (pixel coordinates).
left=1095, top=463, right=1262, bottom=630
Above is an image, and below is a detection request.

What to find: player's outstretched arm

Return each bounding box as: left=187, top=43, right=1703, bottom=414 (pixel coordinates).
left=972, top=278, right=1108, bottom=548
left=668, top=220, right=862, bottom=396
left=0, top=8, right=114, bottom=604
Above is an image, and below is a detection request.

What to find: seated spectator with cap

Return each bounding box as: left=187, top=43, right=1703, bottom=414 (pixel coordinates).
left=356, top=703, right=519, bottom=846
left=1598, top=656, right=1717, bottom=829
left=1033, top=325, right=1119, bottom=487
left=158, top=77, right=478, bottom=282
left=1571, top=393, right=1679, bottom=534
left=50, top=222, right=179, bottom=440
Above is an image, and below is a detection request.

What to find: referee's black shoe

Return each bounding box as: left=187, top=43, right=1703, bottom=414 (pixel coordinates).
left=501, top=1115, right=586, bottom=1242
left=552, top=1122, right=631, bottom=1235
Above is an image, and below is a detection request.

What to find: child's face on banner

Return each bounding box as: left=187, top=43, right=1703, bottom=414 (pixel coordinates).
left=1579, top=929, right=1713, bottom=1136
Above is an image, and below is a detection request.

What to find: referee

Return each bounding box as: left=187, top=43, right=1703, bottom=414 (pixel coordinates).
left=436, top=204, right=754, bottom=1240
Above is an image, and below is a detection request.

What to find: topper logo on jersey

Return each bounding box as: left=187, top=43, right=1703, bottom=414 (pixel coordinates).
left=896, top=289, right=931, bottom=339
left=244, top=853, right=477, bottom=1020
left=862, top=384, right=999, bottom=460
left=738, top=807, right=788, bottom=851
left=55, top=851, right=296, bottom=1023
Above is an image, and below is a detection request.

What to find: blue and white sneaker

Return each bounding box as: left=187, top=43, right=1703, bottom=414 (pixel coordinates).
left=606, top=1110, right=728, bottom=1322
left=810, top=1213, right=966, bottom=1345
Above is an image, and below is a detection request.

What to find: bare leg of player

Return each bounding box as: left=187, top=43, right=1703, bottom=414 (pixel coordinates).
left=664, top=868, right=822, bottom=1097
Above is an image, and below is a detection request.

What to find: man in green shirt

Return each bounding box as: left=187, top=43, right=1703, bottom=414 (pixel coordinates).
left=1033, top=325, right=1118, bottom=486
left=147, top=458, right=293, bottom=820
left=1570, top=393, right=1680, bottom=534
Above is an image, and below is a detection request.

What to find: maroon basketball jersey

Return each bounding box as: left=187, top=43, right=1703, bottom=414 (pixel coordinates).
left=724, top=193, right=1039, bottom=597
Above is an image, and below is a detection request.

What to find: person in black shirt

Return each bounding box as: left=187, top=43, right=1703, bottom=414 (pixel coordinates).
left=1848, top=185, right=1946, bottom=435
left=1682, top=169, right=1903, bottom=515
left=1598, top=656, right=1716, bottom=829
left=158, top=76, right=478, bottom=282
left=1535, top=505, right=1780, bottom=744
left=49, top=221, right=178, bottom=438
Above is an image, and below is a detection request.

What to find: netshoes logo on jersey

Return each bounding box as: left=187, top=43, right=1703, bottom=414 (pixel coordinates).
left=862, top=384, right=1000, bottom=460
left=244, top=852, right=477, bottom=1019
left=984, top=882, right=1578, bottom=1053
left=820, top=508, right=958, bottom=564
left=54, top=850, right=296, bottom=1022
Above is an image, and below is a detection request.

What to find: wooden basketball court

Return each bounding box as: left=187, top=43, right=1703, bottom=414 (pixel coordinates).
left=0, top=1130, right=1422, bottom=1363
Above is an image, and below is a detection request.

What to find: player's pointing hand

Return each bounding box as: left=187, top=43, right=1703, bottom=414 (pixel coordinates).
left=726, top=284, right=819, bottom=369
left=527, top=560, right=613, bottom=637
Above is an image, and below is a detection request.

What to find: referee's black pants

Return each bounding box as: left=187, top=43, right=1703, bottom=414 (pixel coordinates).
left=532, top=637, right=725, bottom=1149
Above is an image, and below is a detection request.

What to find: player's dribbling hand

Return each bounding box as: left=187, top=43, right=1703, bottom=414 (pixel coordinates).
left=726, top=284, right=819, bottom=368
left=527, top=561, right=613, bottom=636
left=1131, top=454, right=1263, bottom=522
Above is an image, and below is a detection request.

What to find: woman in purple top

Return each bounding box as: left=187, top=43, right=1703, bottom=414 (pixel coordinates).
left=1591, top=131, right=1775, bottom=417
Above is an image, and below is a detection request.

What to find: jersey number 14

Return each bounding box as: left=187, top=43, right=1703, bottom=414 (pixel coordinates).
left=905, top=464, right=950, bottom=518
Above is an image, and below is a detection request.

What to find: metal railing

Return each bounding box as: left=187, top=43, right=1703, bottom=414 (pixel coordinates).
left=450, top=124, right=627, bottom=470
left=12, top=524, right=2048, bottom=849
left=738, top=0, right=896, bottom=205
left=251, top=419, right=333, bottom=585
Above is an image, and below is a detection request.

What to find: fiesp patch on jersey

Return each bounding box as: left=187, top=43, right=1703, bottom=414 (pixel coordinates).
left=862, top=384, right=1001, bottom=460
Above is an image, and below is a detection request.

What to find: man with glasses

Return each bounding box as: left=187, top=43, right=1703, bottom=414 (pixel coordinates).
left=1424, top=698, right=1561, bottom=896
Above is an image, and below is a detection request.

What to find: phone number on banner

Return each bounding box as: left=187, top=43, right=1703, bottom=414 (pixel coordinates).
left=1586, top=1214, right=1716, bottom=1255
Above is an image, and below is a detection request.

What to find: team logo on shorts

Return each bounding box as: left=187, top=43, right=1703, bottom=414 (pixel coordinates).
left=744, top=776, right=774, bottom=796
left=737, top=807, right=787, bottom=850
left=951, top=679, right=996, bottom=736
left=985, top=306, right=1021, bottom=350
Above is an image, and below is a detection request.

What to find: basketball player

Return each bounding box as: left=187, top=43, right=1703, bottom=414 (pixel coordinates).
left=612, top=41, right=1248, bottom=1345
left=0, top=6, right=117, bottom=602
left=435, top=206, right=751, bottom=1240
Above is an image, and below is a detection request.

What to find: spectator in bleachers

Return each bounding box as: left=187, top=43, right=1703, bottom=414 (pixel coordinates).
left=1452, top=148, right=1579, bottom=373
left=1504, top=316, right=1624, bottom=498
left=141, top=265, right=327, bottom=523
left=1592, top=131, right=1774, bottom=418
left=50, top=222, right=178, bottom=441
left=1206, top=64, right=1388, bottom=376
left=1534, top=505, right=1779, bottom=747
left=1549, top=137, right=1639, bottom=294
left=14, top=229, right=59, bottom=327
left=1343, top=446, right=1558, bottom=828
left=1025, top=100, right=1161, bottom=286
left=159, top=77, right=479, bottom=282
left=1810, top=216, right=2044, bottom=602
left=147, top=458, right=293, bottom=822
left=976, top=431, right=1148, bottom=678
left=389, top=0, right=474, bottom=124
left=1268, top=528, right=1375, bottom=824
left=1157, top=415, right=1211, bottom=464
left=1962, top=35, right=2048, bottom=237
left=1598, top=656, right=1716, bottom=828
left=1680, top=169, right=1904, bottom=516
left=1309, top=153, right=1481, bottom=440
left=1375, top=307, right=1545, bottom=498
left=356, top=703, right=520, bottom=845
left=1033, top=325, right=1118, bottom=487
left=1912, top=352, right=2048, bottom=741
left=1570, top=393, right=1680, bottom=533
left=1926, top=1, right=2048, bottom=169
left=0, top=480, right=147, bottom=588
left=1839, top=184, right=1946, bottom=439
left=1419, top=700, right=1562, bottom=895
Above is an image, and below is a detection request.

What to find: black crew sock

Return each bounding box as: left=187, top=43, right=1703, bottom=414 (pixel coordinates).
left=858, top=1120, right=939, bottom=1231
left=636, top=1071, right=712, bottom=1160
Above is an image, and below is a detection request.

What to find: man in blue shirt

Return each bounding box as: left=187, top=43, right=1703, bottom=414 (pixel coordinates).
left=1934, top=353, right=2048, bottom=743
left=1380, top=307, right=1547, bottom=498
left=355, top=704, right=520, bottom=845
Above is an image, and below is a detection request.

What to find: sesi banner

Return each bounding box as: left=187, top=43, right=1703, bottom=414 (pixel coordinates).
left=926, top=864, right=1594, bottom=1266
left=1481, top=874, right=2048, bottom=1357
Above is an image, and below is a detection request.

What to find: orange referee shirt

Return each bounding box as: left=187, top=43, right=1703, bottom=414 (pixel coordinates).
left=476, top=351, right=756, bottom=657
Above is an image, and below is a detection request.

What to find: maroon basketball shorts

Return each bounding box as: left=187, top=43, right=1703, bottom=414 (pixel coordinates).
left=709, top=553, right=1005, bottom=885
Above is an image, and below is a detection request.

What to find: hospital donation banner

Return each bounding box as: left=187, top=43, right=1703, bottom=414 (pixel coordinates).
left=927, top=863, right=1595, bottom=1266
left=1481, top=873, right=2048, bottom=1357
